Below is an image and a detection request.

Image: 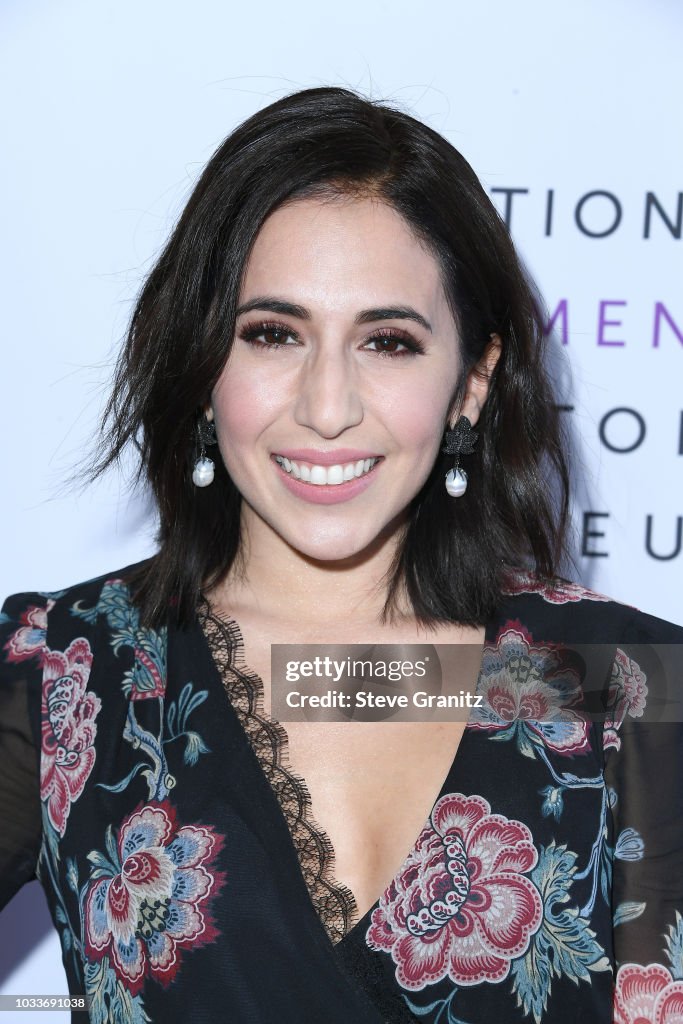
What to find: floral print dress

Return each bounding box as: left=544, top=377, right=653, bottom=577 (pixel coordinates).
left=1, top=561, right=682, bottom=1023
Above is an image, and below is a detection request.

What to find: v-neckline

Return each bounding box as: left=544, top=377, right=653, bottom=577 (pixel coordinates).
left=195, top=603, right=496, bottom=947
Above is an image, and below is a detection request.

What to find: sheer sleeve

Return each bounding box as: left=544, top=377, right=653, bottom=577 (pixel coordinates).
left=0, top=592, right=46, bottom=912
left=603, top=611, right=683, bottom=1021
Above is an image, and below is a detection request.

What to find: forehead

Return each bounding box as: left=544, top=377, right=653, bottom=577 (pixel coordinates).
left=240, top=195, right=449, bottom=321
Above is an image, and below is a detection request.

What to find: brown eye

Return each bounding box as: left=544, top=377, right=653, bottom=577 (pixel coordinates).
left=364, top=331, right=424, bottom=358
left=369, top=336, right=407, bottom=355
left=238, top=320, right=299, bottom=349
left=259, top=328, right=291, bottom=346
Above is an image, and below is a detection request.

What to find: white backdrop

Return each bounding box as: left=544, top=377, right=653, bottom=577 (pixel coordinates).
left=1, top=0, right=681, bottom=1017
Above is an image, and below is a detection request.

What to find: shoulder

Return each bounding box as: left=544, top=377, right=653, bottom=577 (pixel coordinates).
left=501, top=568, right=616, bottom=606
left=1, top=559, right=154, bottom=662
left=496, top=569, right=683, bottom=645
left=3, top=559, right=152, bottom=608
left=493, top=572, right=682, bottom=760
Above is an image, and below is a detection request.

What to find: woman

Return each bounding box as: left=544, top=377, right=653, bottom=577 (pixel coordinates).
left=1, top=86, right=682, bottom=1024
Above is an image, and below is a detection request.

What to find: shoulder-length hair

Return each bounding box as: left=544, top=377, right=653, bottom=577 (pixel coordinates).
left=93, top=85, right=570, bottom=629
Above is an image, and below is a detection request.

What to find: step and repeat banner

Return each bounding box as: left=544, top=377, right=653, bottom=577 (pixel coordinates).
left=0, top=0, right=681, bottom=1017
left=490, top=182, right=682, bottom=602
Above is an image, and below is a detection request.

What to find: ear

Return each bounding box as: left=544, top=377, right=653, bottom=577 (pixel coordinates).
left=447, top=334, right=502, bottom=429
left=205, top=406, right=215, bottom=423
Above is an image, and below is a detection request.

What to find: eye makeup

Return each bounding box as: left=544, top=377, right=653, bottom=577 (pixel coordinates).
left=237, top=319, right=427, bottom=359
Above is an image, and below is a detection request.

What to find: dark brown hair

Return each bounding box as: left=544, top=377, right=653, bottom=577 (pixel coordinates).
left=92, top=85, right=570, bottom=628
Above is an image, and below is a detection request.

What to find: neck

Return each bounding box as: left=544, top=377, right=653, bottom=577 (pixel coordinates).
left=208, top=510, right=413, bottom=630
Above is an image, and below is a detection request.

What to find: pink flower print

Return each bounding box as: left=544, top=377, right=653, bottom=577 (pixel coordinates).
left=603, top=648, right=648, bottom=753
left=614, top=963, right=683, bottom=1023
left=40, top=638, right=101, bottom=836
left=366, top=792, right=543, bottom=990
left=84, top=801, right=226, bottom=994
left=4, top=599, right=54, bottom=662
left=470, top=625, right=592, bottom=756
left=501, top=571, right=610, bottom=604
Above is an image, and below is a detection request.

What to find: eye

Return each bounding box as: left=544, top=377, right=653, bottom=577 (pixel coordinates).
left=237, top=320, right=426, bottom=358
left=238, top=320, right=299, bottom=349
left=363, top=330, right=425, bottom=358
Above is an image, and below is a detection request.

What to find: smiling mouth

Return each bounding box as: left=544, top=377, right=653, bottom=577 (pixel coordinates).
left=272, top=454, right=382, bottom=486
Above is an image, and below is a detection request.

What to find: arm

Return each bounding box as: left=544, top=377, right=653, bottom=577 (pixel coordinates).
left=0, top=592, right=47, bottom=911
left=603, top=613, right=683, bottom=1021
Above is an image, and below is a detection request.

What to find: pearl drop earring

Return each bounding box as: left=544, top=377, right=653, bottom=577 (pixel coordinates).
left=441, top=416, right=478, bottom=498
left=192, top=416, right=217, bottom=488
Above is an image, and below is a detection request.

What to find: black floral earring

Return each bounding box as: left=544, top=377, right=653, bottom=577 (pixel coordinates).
left=441, top=416, right=478, bottom=497
left=192, top=416, right=218, bottom=488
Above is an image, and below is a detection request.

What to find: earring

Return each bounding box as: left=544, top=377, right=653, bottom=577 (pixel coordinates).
left=441, top=416, right=478, bottom=497
left=192, top=416, right=217, bottom=488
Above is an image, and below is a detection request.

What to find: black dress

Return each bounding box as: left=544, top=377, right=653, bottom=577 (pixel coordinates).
left=1, top=561, right=682, bottom=1023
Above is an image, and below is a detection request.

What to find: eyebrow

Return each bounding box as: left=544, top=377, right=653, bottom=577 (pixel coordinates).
left=235, top=296, right=433, bottom=333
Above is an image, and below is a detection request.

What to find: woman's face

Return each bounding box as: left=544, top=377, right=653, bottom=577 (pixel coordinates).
left=210, top=195, right=467, bottom=563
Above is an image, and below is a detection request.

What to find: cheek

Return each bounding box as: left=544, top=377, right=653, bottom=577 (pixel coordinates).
left=386, top=382, right=453, bottom=453
left=211, top=369, right=278, bottom=447
left=399, top=393, right=441, bottom=427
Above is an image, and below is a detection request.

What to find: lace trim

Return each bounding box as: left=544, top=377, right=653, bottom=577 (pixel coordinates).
left=198, top=605, right=359, bottom=946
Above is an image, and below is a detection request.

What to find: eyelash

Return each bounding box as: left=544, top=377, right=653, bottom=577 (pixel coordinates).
left=237, top=319, right=426, bottom=359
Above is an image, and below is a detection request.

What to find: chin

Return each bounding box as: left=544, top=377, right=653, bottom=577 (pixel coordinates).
left=290, top=537, right=372, bottom=563
left=284, top=520, right=402, bottom=564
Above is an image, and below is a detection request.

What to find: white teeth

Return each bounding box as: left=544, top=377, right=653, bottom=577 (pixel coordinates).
left=274, top=456, right=380, bottom=485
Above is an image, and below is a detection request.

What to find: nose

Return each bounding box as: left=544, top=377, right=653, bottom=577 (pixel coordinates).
left=293, top=336, right=364, bottom=438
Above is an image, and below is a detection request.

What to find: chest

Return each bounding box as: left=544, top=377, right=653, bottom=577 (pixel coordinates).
left=222, top=616, right=480, bottom=924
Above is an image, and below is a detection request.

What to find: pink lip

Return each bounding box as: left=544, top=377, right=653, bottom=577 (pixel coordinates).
left=273, top=448, right=382, bottom=466
left=271, top=454, right=382, bottom=505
